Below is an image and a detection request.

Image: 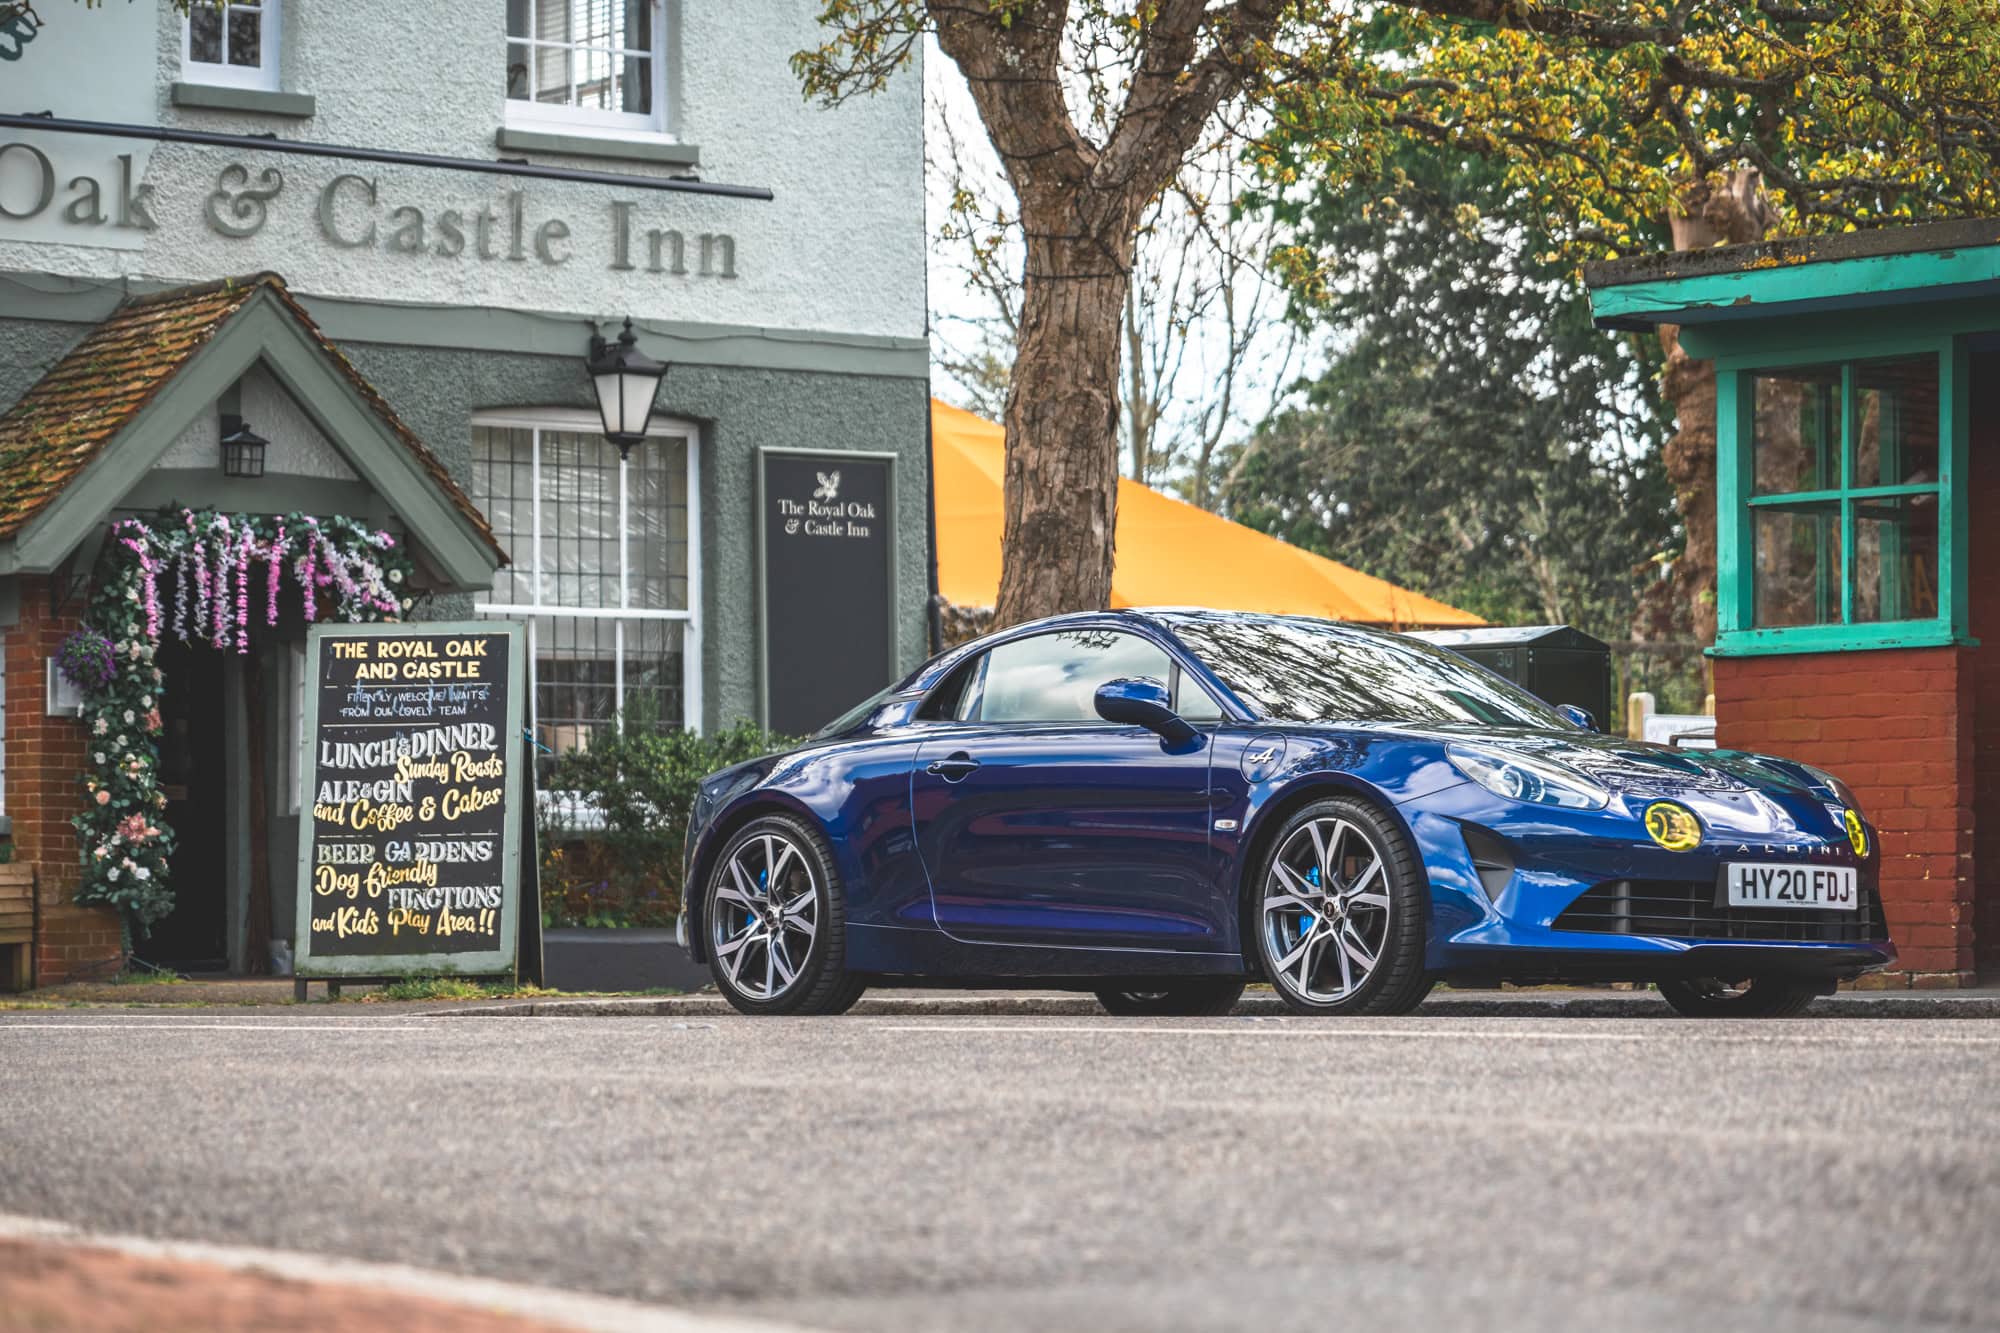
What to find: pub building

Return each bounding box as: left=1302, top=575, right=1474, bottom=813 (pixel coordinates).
left=0, top=0, right=927, bottom=985
left=1587, top=219, right=2000, bottom=987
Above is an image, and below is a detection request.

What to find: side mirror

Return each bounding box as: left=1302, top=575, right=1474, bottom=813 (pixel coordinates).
left=1556, top=703, right=1599, bottom=733
left=1094, top=676, right=1197, bottom=746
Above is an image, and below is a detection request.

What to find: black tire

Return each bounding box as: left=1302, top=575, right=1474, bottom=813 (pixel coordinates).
left=1094, top=979, right=1247, bottom=1017
left=703, top=813, right=864, bottom=1016
left=1657, top=976, right=1819, bottom=1018
left=1251, top=796, right=1433, bottom=1016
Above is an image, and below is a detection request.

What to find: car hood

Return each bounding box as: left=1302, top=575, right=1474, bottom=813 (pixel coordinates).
left=1329, top=721, right=1836, bottom=802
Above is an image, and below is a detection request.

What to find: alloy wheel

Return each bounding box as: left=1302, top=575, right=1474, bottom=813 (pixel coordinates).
left=1261, top=817, right=1393, bottom=1004
left=711, top=831, right=819, bottom=1001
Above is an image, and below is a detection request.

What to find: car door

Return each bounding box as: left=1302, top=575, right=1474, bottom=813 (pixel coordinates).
left=911, top=627, right=1229, bottom=952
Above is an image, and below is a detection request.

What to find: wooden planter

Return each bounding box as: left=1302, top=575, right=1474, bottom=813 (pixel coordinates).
left=0, top=864, right=36, bottom=992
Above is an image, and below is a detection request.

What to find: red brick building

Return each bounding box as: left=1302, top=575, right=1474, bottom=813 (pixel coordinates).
left=1588, top=220, right=2000, bottom=986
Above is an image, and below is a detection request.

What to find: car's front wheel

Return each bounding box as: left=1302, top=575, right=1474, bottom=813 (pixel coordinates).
left=1253, top=797, right=1433, bottom=1016
left=705, top=814, right=865, bottom=1016
left=1656, top=976, right=1820, bottom=1018
left=1094, top=979, right=1246, bottom=1016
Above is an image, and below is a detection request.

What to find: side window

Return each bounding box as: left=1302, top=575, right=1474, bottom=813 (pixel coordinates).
left=1174, top=666, right=1225, bottom=722
left=976, top=631, right=1173, bottom=725
left=916, top=655, right=984, bottom=722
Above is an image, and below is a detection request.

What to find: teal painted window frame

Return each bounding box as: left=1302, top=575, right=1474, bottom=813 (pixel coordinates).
left=1713, top=333, right=1972, bottom=657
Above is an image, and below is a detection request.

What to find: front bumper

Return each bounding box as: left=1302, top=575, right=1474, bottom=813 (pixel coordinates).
left=1407, top=784, right=1896, bottom=984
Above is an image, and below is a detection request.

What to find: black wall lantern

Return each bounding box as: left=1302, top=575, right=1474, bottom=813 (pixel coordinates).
left=587, top=317, right=669, bottom=460
left=219, top=415, right=269, bottom=478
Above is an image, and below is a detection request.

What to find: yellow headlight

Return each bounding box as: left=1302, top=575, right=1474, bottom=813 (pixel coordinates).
left=1844, top=809, right=1868, bottom=857
left=1644, top=801, right=1702, bottom=852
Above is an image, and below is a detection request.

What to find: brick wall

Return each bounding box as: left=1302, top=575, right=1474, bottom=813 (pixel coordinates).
left=1969, top=351, right=2000, bottom=978
left=4, top=583, right=123, bottom=985
left=1714, top=647, right=1975, bottom=986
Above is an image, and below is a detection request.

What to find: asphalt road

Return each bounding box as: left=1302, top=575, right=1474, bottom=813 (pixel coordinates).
left=2, top=1010, right=1997, bottom=1332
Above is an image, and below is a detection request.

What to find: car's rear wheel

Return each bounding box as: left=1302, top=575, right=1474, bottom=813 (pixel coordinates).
left=1656, top=976, right=1819, bottom=1018
left=705, top=814, right=865, bottom=1016
left=1094, top=979, right=1246, bottom=1016
left=1253, top=797, right=1432, bottom=1016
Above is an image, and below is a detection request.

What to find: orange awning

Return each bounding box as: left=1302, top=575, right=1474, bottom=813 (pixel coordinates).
left=931, top=399, right=1483, bottom=628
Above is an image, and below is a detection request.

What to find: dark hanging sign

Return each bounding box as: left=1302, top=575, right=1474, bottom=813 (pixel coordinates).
left=292, top=621, right=527, bottom=979
left=758, top=448, right=898, bottom=736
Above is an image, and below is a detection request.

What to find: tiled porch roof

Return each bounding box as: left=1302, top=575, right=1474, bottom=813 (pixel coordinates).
left=0, top=273, right=504, bottom=561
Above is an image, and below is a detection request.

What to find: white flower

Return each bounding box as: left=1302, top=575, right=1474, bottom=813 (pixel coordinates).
left=134, top=867, right=150, bottom=881
left=401, top=598, right=414, bottom=611
left=123, top=710, right=135, bottom=724
left=390, top=569, right=403, bottom=584
left=140, top=695, right=153, bottom=708
left=93, top=717, right=109, bottom=736
left=114, top=735, right=126, bottom=748
left=106, top=868, right=120, bottom=882
left=93, top=752, right=105, bottom=764
left=126, top=588, right=139, bottom=603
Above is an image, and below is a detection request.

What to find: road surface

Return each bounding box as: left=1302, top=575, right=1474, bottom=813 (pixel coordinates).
left=2, top=1010, right=1995, bottom=1331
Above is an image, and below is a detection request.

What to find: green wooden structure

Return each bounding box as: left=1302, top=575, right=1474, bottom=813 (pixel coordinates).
left=1588, top=220, right=1997, bottom=660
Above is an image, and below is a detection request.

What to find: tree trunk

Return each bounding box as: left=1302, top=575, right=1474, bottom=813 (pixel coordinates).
left=994, top=222, right=1136, bottom=627
left=1654, top=170, right=1773, bottom=647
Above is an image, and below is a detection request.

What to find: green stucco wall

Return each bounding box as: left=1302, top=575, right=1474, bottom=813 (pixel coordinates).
left=338, top=342, right=933, bottom=731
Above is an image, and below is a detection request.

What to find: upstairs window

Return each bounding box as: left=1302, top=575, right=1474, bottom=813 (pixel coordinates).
left=183, top=0, right=280, bottom=90
left=506, top=0, right=666, bottom=136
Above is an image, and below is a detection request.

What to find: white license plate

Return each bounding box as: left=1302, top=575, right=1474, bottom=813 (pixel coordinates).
left=1724, top=863, right=1859, bottom=911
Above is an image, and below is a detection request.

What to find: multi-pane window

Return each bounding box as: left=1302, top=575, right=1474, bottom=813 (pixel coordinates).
left=505, top=0, right=665, bottom=134
left=470, top=415, right=700, bottom=759
left=1745, top=356, right=1941, bottom=631
left=184, top=0, right=280, bottom=90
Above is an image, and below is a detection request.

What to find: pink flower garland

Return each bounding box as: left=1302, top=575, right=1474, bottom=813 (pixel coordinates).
left=266, top=523, right=287, bottom=627
left=191, top=533, right=210, bottom=635
left=209, top=518, right=231, bottom=650
left=234, top=525, right=252, bottom=653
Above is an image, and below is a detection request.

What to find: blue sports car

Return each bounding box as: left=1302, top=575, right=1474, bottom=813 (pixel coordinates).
left=680, top=610, right=1892, bottom=1018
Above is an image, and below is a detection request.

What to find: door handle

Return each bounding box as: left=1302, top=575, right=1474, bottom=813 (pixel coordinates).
left=926, top=751, right=981, bottom=782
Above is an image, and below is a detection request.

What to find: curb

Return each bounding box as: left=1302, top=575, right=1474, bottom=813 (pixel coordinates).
left=445, top=990, right=2000, bottom=1020
left=0, top=1212, right=811, bottom=1333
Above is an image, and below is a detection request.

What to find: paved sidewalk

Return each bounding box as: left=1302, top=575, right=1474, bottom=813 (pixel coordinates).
left=454, top=984, right=2000, bottom=1020
left=16, top=976, right=1999, bottom=1019
left=0, top=1217, right=807, bottom=1333
left=0, top=1235, right=580, bottom=1333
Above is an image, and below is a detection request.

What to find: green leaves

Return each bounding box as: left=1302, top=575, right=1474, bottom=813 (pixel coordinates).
left=538, top=710, right=797, bottom=927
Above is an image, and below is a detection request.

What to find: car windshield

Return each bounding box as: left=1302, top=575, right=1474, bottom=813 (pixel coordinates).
left=1158, top=614, right=1568, bottom=729
left=811, top=682, right=899, bottom=738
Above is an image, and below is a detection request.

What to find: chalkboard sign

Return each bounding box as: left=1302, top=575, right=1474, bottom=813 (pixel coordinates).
left=292, top=621, right=527, bottom=979
left=758, top=448, right=898, bottom=735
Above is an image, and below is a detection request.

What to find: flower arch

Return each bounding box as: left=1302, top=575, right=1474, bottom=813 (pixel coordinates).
left=67, top=508, right=417, bottom=935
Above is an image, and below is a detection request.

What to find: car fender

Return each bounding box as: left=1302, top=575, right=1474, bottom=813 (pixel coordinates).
left=684, top=737, right=927, bottom=963
left=1219, top=727, right=1477, bottom=965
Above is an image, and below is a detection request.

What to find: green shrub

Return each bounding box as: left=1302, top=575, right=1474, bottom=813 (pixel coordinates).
left=538, top=704, right=796, bottom=928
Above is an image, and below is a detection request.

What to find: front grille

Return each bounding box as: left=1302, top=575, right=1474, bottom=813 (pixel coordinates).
left=1553, top=877, right=1886, bottom=944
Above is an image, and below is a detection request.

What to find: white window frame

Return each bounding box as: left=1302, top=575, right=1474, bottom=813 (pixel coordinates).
left=181, top=0, right=282, bottom=92
left=504, top=0, right=671, bottom=139
left=470, top=409, right=703, bottom=735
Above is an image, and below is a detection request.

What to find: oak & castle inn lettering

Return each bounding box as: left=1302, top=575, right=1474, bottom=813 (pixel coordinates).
left=0, top=143, right=739, bottom=277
